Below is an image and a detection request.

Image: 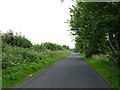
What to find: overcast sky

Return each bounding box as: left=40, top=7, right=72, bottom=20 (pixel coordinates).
left=0, top=0, right=76, bottom=48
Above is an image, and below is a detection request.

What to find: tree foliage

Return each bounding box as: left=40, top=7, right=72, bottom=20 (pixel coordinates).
left=1, top=30, right=70, bottom=51
left=41, top=42, right=70, bottom=50
left=2, top=30, right=32, bottom=48
left=69, top=2, right=120, bottom=65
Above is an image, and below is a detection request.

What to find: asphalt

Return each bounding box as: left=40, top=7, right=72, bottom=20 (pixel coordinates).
left=14, top=53, right=112, bottom=88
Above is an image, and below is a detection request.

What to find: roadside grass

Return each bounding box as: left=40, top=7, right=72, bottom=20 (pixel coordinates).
left=80, top=54, right=120, bottom=89
left=2, top=53, right=71, bottom=88
left=0, top=69, right=2, bottom=89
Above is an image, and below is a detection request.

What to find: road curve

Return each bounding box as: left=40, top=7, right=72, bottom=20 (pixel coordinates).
left=14, top=53, right=112, bottom=88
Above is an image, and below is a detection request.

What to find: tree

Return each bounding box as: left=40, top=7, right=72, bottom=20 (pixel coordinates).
left=69, top=2, right=120, bottom=65
left=2, top=30, right=32, bottom=48
left=62, top=45, right=69, bottom=50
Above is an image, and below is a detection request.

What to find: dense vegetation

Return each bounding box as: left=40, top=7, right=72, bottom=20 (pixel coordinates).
left=2, top=30, right=32, bottom=48
left=1, top=30, right=72, bottom=88
left=69, top=2, right=120, bottom=66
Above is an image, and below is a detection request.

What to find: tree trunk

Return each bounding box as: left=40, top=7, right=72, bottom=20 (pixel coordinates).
left=108, top=34, right=117, bottom=52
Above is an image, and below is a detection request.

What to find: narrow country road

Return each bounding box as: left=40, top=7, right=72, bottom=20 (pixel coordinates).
left=14, top=53, right=112, bottom=88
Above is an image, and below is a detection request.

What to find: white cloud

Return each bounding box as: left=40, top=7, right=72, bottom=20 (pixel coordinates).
left=0, top=0, right=75, bottom=48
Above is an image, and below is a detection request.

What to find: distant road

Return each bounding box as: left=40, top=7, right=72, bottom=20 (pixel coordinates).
left=14, top=53, right=112, bottom=88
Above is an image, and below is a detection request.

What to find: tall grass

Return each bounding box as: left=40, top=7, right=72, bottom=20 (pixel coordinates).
left=2, top=44, right=71, bottom=69
left=2, top=45, right=72, bottom=88
left=80, top=54, right=120, bottom=89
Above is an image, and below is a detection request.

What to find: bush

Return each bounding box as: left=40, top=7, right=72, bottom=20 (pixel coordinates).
left=62, top=45, right=69, bottom=50
left=2, top=30, right=17, bottom=46
left=31, top=44, right=46, bottom=52
left=42, top=42, right=62, bottom=50
left=2, top=53, right=9, bottom=69
left=2, top=43, right=72, bottom=69
left=2, top=30, right=32, bottom=48
left=42, top=43, right=57, bottom=50
left=109, top=52, right=120, bottom=66
left=85, top=48, right=100, bottom=58
left=16, top=37, right=32, bottom=48
left=21, top=51, right=37, bottom=62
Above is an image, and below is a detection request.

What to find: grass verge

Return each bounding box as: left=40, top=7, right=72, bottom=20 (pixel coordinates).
left=80, top=54, right=120, bottom=89
left=2, top=53, right=71, bottom=88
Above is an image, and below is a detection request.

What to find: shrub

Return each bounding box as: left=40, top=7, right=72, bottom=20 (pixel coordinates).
left=1, top=30, right=32, bottom=48
left=42, top=43, right=57, bottom=50
left=31, top=44, right=46, bottom=52
left=21, top=51, right=37, bottom=62
left=2, top=53, right=9, bottom=69
left=41, top=43, right=70, bottom=50
left=42, top=42, right=62, bottom=50
left=62, top=45, right=69, bottom=50
left=109, top=52, right=120, bottom=67
left=16, top=37, right=32, bottom=48
left=2, top=30, right=17, bottom=46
